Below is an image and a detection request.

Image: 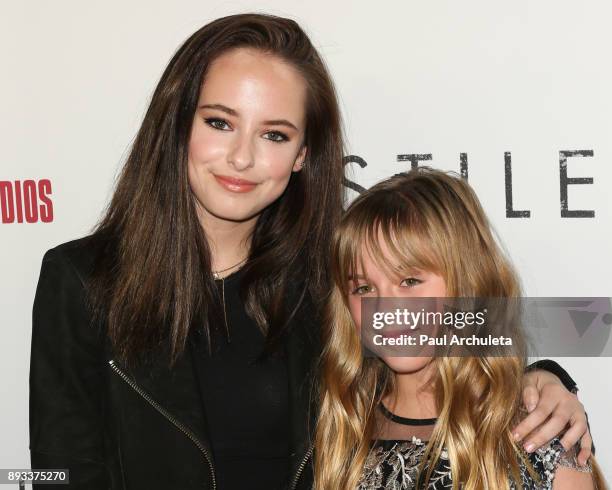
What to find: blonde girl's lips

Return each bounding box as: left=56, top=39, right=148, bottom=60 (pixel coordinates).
left=214, top=174, right=258, bottom=193
left=382, top=327, right=420, bottom=338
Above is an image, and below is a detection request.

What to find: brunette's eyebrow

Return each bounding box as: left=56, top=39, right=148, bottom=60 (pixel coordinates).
left=199, top=103, right=239, bottom=116
left=261, top=119, right=298, bottom=131
left=199, top=104, right=299, bottom=131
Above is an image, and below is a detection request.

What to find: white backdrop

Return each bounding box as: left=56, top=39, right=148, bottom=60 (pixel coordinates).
left=2, top=0, right=611, bottom=484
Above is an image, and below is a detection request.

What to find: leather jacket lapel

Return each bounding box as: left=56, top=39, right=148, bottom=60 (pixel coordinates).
left=108, top=335, right=214, bottom=461
left=285, top=304, right=320, bottom=486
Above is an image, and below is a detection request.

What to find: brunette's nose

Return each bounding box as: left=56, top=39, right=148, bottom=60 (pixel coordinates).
left=227, top=133, right=254, bottom=171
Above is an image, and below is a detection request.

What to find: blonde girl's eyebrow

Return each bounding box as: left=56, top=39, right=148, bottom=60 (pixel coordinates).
left=394, top=263, right=424, bottom=274
left=347, top=274, right=366, bottom=281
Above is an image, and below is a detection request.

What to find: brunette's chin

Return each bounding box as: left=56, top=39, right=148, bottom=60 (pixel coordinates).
left=196, top=200, right=262, bottom=225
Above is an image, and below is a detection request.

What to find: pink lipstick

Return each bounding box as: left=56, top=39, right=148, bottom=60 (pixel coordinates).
left=214, top=174, right=257, bottom=193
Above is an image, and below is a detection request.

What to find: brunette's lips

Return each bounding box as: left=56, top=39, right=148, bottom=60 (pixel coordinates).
left=213, top=174, right=258, bottom=193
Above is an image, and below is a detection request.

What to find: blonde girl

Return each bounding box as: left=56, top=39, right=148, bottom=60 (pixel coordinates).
left=315, top=167, right=606, bottom=489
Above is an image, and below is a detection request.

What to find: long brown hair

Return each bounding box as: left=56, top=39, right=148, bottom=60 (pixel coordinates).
left=315, top=168, right=606, bottom=489
left=87, top=13, right=344, bottom=365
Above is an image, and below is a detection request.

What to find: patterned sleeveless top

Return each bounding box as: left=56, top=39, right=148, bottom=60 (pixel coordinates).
left=357, top=404, right=592, bottom=489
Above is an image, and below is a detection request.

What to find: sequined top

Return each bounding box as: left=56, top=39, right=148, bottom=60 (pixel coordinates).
left=357, top=405, right=592, bottom=489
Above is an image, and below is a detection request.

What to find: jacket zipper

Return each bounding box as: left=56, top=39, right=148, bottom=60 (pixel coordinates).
left=108, top=360, right=216, bottom=490
left=289, top=443, right=314, bottom=490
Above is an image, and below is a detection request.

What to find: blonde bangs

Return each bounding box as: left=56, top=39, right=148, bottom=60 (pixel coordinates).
left=334, top=193, right=445, bottom=297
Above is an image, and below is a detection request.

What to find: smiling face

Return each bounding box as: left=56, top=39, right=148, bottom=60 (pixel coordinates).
left=346, top=236, right=447, bottom=375
left=188, top=48, right=308, bottom=226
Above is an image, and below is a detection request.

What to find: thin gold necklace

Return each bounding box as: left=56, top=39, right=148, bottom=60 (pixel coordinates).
left=218, top=276, right=231, bottom=342
left=213, top=257, right=248, bottom=343
left=212, top=257, right=248, bottom=279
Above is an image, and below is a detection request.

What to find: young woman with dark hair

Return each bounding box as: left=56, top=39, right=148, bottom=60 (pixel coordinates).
left=29, top=14, right=592, bottom=490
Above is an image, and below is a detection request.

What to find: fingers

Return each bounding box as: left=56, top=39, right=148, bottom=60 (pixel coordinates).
left=522, top=412, right=573, bottom=453
left=576, top=432, right=593, bottom=467
left=513, top=383, right=569, bottom=451
left=559, top=415, right=587, bottom=450
left=521, top=383, right=540, bottom=413
left=512, top=402, right=556, bottom=448
left=514, top=382, right=590, bottom=455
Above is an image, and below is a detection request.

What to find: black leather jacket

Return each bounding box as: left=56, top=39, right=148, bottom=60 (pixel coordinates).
left=30, top=237, right=318, bottom=490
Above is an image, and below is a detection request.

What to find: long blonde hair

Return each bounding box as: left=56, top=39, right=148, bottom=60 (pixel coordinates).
left=314, top=167, right=605, bottom=489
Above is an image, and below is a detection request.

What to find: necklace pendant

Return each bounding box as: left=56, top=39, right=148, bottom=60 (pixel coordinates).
left=212, top=256, right=247, bottom=281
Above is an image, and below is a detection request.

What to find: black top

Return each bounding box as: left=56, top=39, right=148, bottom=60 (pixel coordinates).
left=198, top=267, right=290, bottom=490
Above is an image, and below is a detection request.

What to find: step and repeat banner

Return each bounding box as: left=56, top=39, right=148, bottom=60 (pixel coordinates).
left=2, top=0, right=611, bottom=482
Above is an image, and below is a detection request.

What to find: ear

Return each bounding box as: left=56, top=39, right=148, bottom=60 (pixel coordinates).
left=292, top=145, right=308, bottom=172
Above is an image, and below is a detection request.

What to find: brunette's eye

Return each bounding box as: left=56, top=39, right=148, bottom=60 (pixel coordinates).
left=351, top=284, right=374, bottom=295
left=263, top=131, right=289, bottom=143
left=400, top=277, right=422, bottom=288
left=204, top=118, right=231, bottom=131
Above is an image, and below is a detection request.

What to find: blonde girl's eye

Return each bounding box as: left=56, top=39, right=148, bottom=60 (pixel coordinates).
left=351, top=284, right=374, bottom=295
left=400, top=277, right=422, bottom=288
left=204, top=118, right=232, bottom=131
